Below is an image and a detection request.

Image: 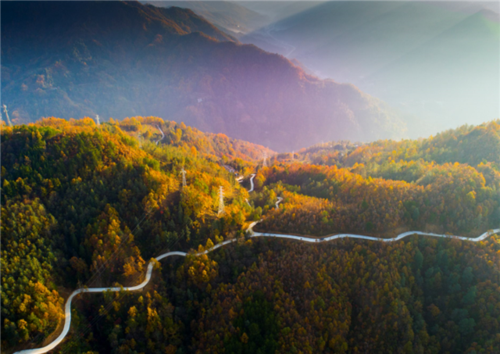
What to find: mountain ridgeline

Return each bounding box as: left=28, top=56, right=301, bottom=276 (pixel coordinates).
left=239, top=1, right=500, bottom=135
left=3, top=1, right=500, bottom=353
left=2, top=0, right=407, bottom=152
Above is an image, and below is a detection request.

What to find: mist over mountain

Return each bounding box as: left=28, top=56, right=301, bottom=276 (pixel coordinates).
left=1, top=0, right=409, bottom=152
left=144, top=1, right=326, bottom=38
left=4, top=2, right=500, bottom=353
left=239, top=1, right=500, bottom=134
left=237, top=1, right=325, bottom=23
left=145, top=0, right=270, bottom=35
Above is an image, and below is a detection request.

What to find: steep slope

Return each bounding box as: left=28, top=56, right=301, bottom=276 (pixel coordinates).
left=2, top=0, right=407, bottom=152
left=240, top=1, right=500, bottom=134
left=0, top=118, right=253, bottom=352
left=237, top=1, right=325, bottom=22
left=146, top=0, right=269, bottom=35
left=144, top=1, right=325, bottom=36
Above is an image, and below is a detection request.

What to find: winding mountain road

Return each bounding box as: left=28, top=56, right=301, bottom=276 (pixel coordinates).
left=250, top=222, right=500, bottom=244
left=248, top=173, right=256, bottom=192
left=155, top=125, right=165, bottom=145
left=14, top=174, right=500, bottom=354
left=276, top=197, right=283, bottom=210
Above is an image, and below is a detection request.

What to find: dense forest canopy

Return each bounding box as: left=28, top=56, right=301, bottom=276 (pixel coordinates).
left=253, top=121, right=500, bottom=237
left=300, top=120, right=500, bottom=170
left=1, top=118, right=500, bottom=353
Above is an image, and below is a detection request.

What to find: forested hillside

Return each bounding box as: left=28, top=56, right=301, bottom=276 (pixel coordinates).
left=300, top=120, right=500, bottom=171
left=40, top=116, right=274, bottom=163
left=1, top=0, right=408, bottom=151
left=254, top=121, right=500, bottom=237
left=1, top=118, right=254, bottom=352
left=2, top=118, right=500, bottom=354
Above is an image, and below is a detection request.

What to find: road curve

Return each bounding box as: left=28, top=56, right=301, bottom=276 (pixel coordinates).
left=15, top=174, right=500, bottom=354
left=248, top=174, right=256, bottom=192
left=276, top=197, right=283, bottom=210
left=249, top=223, right=500, bottom=244
left=15, top=252, right=188, bottom=354
left=17, top=224, right=499, bottom=354
left=155, top=125, right=165, bottom=145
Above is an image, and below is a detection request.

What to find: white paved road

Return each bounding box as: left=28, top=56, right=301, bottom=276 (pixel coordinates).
left=155, top=125, right=165, bottom=145
left=248, top=174, right=256, bottom=192
left=15, top=174, right=500, bottom=354
left=249, top=222, right=500, bottom=244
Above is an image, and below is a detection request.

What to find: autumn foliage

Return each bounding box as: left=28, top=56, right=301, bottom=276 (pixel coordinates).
left=2, top=118, right=500, bottom=353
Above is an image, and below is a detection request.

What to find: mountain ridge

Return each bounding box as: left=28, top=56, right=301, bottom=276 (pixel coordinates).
left=239, top=1, right=499, bottom=134
left=2, top=0, right=408, bottom=152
